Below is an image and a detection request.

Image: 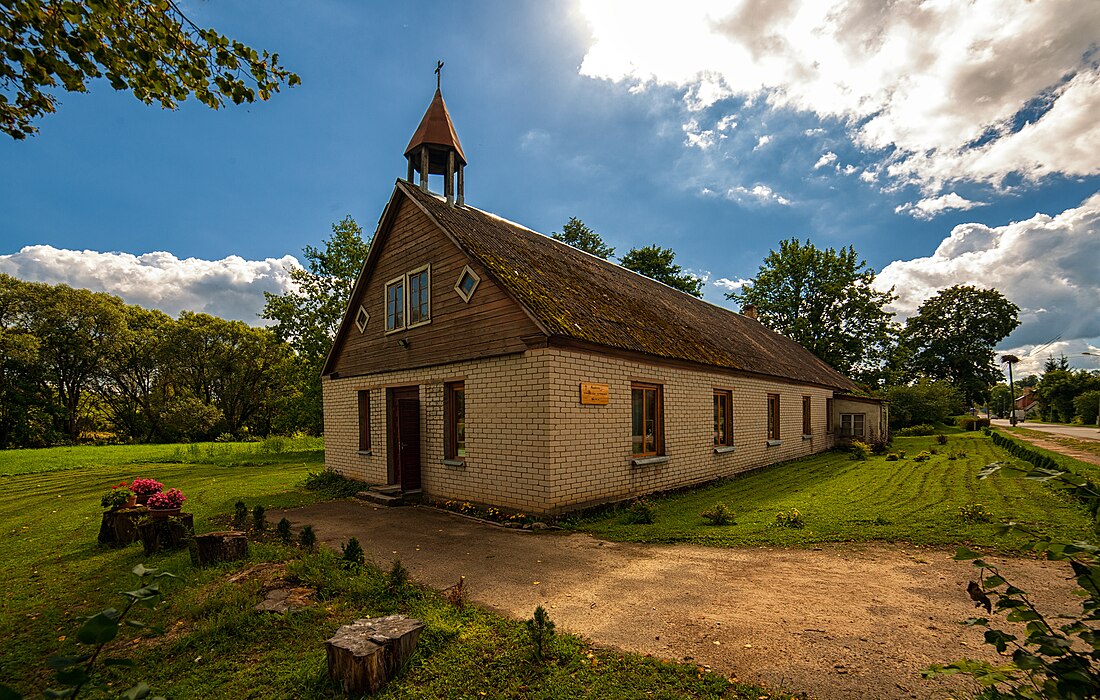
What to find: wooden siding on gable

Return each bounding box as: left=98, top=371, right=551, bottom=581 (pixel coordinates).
left=330, top=194, right=541, bottom=377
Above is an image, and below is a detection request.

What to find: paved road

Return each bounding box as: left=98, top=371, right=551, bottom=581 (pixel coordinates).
left=991, top=418, right=1100, bottom=441
left=271, top=500, right=1075, bottom=700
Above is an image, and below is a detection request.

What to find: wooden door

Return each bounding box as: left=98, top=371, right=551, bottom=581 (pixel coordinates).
left=388, top=387, right=421, bottom=490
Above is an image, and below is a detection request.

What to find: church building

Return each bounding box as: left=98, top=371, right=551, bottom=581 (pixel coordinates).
left=321, top=85, right=887, bottom=514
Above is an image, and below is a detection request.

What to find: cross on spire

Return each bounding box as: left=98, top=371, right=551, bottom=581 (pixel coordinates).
left=435, top=60, right=444, bottom=90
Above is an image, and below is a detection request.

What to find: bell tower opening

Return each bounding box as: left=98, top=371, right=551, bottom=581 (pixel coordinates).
left=404, top=61, right=467, bottom=206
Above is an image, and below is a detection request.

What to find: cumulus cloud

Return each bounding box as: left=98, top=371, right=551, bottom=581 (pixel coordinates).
left=578, top=0, right=1100, bottom=194
left=0, top=246, right=300, bottom=324
left=753, top=134, right=772, bottom=151
left=813, top=152, right=838, bottom=170
left=895, top=193, right=987, bottom=220
left=724, top=184, right=791, bottom=207
left=876, top=193, right=1100, bottom=353
left=714, top=277, right=752, bottom=291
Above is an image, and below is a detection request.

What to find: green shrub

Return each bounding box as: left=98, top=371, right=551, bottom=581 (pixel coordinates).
left=956, top=416, right=991, bottom=431
left=299, top=524, right=317, bottom=551
left=958, top=503, right=994, bottom=523
left=276, top=517, right=292, bottom=544
left=913, top=451, right=932, bottom=462
left=700, top=503, right=735, bottom=526
left=623, top=499, right=655, bottom=525
left=936, top=434, right=948, bottom=445
left=251, top=504, right=266, bottom=532
left=525, top=605, right=556, bottom=664
left=885, top=453, right=900, bottom=461
left=896, top=424, right=936, bottom=436
left=775, top=508, right=804, bottom=528
left=302, top=469, right=363, bottom=498
left=233, top=499, right=248, bottom=529
left=849, top=441, right=872, bottom=460
left=388, top=559, right=409, bottom=597
left=341, top=537, right=365, bottom=569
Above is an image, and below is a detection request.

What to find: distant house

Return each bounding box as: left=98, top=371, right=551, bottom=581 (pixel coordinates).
left=321, top=88, right=887, bottom=514
left=1015, top=386, right=1040, bottom=417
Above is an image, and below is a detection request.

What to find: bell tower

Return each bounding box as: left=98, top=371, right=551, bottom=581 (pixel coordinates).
left=404, top=61, right=466, bottom=206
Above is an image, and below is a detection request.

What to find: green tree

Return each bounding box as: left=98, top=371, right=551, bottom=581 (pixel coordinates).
left=262, top=216, right=371, bottom=432
left=0, top=274, right=58, bottom=447
left=95, top=305, right=175, bottom=442
left=987, top=383, right=1014, bottom=418
left=619, top=244, right=704, bottom=298
left=1036, top=369, right=1100, bottom=423
left=2, top=0, right=300, bottom=139
left=884, top=379, right=963, bottom=428
left=552, top=217, right=614, bottom=259
left=903, top=285, right=1020, bottom=405
left=1074, top=388, right=1100, bottom=426
left=729, top=238, right=897, bottom=380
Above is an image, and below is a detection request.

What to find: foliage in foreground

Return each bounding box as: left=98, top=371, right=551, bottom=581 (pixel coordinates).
left=926, top=460, right=1100, bottom=698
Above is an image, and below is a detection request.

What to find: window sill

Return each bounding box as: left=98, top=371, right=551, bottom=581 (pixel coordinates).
left=441, top=458, right=465, bottom=468
left=802, top=434, right=813, bottom=440
left=357, top=450, right=373, bottom=457
left=713, top=446, right=736, bottom=454
left=766, top=439, right=783, bottom=447
left=631, top=455, right=669, bottom=467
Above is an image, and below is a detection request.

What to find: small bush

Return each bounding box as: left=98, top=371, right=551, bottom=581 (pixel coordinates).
left=299, top=524, right=317, bottom=551
left=214, top=432, right=236, bottom=443
left=913, top=451, right=932, bottom=462
left=956, top=416, right=991, bottom=431
left=885, top=453, right=900, bottom=461
left=850, top=441, right=872, bottom=460
left=302, top=470, right=363, bottom=499
left=526, top=605, right=556, bottom=663
left=623, top=499, right=655, bottom=525
left=341, top=537, right=365, bottom=569
left=982, top=427, right=993, bottom=436
left=896, top=424, right=936, bottom=437
left=251, top=505, right=266, bottom=532
left=936, top=434, right=948, bottom=445
left=700, top=503, right=735, bottom=526
left=276, top=517, right=292, bottom=544
left=958, top=503, right=994, bottom=523
left=775, top=508, right=804, bottom=529
left=233, top=500, right=248, bottom=529
left=388, top=559, right=409, bottom=596
left=870, top=440, right=890, bottom=455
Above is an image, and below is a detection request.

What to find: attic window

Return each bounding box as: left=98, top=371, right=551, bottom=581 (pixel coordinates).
left=454, top=265, right=480, bottom=303
left=354, top=305, right=370, bottom=333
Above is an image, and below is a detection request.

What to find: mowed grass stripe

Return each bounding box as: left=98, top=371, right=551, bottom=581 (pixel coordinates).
left=573, top=433, right=1095, bottom=550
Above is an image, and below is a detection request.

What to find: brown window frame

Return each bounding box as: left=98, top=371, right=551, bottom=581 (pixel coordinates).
left=767, top=393, right=781, bottom=441
left=357, top=389, right=371, bottom=452
left=631, top=382, right=664, bottom=457
left=444, top=381, right=466, bottom=460
left=713, top=389, right=733, bottom=447
left=385, top=276, right=405, bottom=332
left=802, top=396, right=812, bottom=436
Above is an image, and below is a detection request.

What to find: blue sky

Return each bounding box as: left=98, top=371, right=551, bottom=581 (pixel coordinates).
left=2, top=0, right=1098, bottom=376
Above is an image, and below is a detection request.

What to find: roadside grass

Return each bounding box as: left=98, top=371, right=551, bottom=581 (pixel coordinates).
left=569, top=433, right=1095, bottom=551
left=0, top=443, right=782, bottom=699
left=1006, top=426, right=1100, bottom=461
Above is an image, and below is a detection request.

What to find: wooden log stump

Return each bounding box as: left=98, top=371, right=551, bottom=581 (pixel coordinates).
left=97, top=508, right=147, bottom=546
left=325, top=615, right=425, bottom=694
left=189, top=531, right=249, bottom=567
left=137, top=513, right=194, bottom=555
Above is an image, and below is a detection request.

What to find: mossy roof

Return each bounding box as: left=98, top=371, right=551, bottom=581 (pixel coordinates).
left=400, top=181, right=858, bottom=391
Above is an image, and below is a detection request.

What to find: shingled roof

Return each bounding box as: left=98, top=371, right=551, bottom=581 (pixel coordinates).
left=397, top=181, right=858, bottom=391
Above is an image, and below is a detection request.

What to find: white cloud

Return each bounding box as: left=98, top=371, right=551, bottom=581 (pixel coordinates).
left=895, top=193, right=987, bottom=220
left=753, top=134, right=772, bottom=151
left=996, top=339, right=1100, bottom=377
left=714, top=277, right=752, bottom=291
left=578, top=0, right=1100, bottom=193
left=876, top=193, right=1100, bottom=352
left=813, top=151, right=837, bottom=170
left=0, top=246, right=300, bottom=323
left=682, top=119, right=718, bottom=150
left=724, top=184, right=791, bottom=207
left=715, top=115, right=738, bottom=132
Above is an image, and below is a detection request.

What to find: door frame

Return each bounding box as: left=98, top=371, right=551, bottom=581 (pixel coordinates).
left=387, top=386, right=421, bottom=490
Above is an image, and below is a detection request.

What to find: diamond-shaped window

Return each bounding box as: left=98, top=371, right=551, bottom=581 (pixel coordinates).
left=454, top=265, right=480, bottom=303
left=355, top=305, right=370, bottom=333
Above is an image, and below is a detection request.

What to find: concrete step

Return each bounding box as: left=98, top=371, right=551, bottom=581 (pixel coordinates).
left=357, top=491, right=404, bottom=507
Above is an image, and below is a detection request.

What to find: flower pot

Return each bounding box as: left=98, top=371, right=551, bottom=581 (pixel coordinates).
left=126, top=494, right=138, bottom=508
left=147, top=507, right=182, bottom=520
left=135, top=494, right=151, bottom=506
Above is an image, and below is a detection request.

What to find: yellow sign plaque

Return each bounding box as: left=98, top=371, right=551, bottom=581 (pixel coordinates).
left=580, top=382, right=609, bottom=405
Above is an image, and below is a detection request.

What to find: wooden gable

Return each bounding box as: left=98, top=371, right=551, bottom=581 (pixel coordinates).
left=326, top=186, right=542, bottom=378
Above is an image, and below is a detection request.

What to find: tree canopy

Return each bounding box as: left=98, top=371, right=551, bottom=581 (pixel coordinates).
left=619, top=244, right=704, bottom=298
left=903, top=285, right=1020, bottom=404
left=552, top=217, right=614, bottom=260
left=1, top=0, right=300, bottom=139
left=730, top=238, right=897, bottom=382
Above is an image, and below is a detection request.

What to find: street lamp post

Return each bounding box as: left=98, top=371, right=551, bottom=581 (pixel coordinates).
left=1084, top=352, right=1100, bottom=428
left=1001, top=354, right=1020, bottom=427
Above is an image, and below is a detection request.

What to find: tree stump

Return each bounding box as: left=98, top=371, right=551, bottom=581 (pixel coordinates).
left=325, top=615, right=425, bottom=694
left=97, top=508, right=147, bottom=546
left=137, top=513, right=194, bottom=555
left=190, top=531, right=249, bottom=567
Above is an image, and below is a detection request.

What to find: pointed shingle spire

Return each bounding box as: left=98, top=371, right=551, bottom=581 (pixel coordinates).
left=404, top=72, right=466, bottom=206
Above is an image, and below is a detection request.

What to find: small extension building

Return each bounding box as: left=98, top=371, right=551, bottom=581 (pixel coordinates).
left=321, top=88, right=886, bottom=514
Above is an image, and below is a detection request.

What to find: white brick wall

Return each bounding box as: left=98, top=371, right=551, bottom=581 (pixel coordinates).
left=323, top=347, right=840, bottom=514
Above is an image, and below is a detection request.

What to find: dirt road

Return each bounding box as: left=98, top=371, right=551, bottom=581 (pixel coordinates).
left=272, top=500, right=1076, bottom=700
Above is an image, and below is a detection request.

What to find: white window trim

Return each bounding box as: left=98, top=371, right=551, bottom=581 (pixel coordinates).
left=840, top=413, right=866, bottom=438
left=384, top=275, right=405, bottom=334
left=354, top=305, right=370, bottom=333
left=406, top=263, right=432, bottom=329
left=454, top=265, right=481, bottom=303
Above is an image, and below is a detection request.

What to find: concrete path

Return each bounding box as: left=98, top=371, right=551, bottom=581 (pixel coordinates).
left=991, top=418, right=1100, bottom=441
left=271, top=500, right=1076, bottom=700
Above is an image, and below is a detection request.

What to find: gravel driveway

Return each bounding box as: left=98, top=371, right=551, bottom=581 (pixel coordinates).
left=271, top=500, right=1075, bottom=700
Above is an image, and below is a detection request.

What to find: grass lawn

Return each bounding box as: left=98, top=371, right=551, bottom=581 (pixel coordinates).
left=569, top=433, right=1096, bottom=551
left=1006, top=426, right=1100, bottom=461
left=0, top=441, right=780, bottom=700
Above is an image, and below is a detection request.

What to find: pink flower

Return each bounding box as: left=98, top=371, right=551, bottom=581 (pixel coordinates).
left=146, top=488, right=186, bottom=509
left=130, top=478, right=164, bottom=496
